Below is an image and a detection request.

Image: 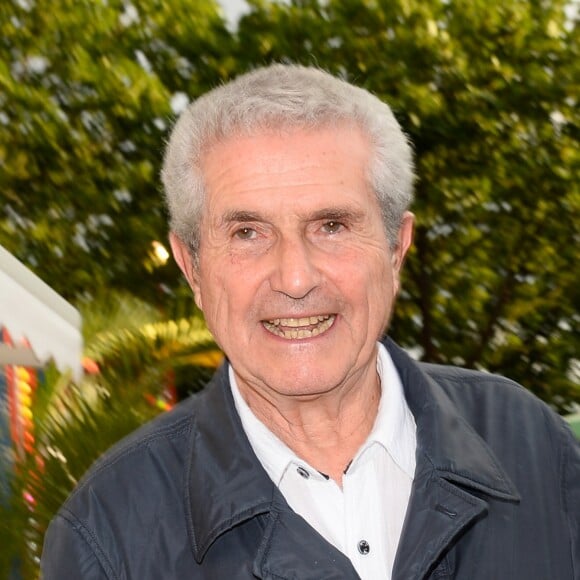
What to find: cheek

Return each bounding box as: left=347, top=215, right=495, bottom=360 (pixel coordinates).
left=366, top=260, right=397, bottom=313
left=198, top=266, right=252, bottom=327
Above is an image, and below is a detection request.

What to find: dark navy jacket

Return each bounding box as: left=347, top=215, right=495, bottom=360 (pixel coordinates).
left=41, top=339, right=580, bottom=579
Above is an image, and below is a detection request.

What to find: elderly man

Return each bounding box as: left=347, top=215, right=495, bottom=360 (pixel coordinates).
left=42, top=65, right=579, bottom=579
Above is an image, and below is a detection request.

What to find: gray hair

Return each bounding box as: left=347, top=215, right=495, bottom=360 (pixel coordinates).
left=162, top=64, right=414, bottom=258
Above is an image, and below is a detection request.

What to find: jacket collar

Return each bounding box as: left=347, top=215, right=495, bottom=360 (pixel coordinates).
left=385, top=338, right=520, bottom=579
left=185, top=364, right=275, bottom=561
left=385, top=337, right=519, bottom=500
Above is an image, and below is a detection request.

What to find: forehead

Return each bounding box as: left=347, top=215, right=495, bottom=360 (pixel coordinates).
left=199, top=124, right=376, bottom=220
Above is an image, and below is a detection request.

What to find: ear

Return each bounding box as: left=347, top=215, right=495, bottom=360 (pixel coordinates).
left=391, top=211, right=414, bottom=294
left=169, top=232, right=203, bottom=311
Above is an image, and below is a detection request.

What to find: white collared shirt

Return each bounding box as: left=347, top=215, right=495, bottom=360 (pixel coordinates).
left=230, top=342, right=417, bottom=580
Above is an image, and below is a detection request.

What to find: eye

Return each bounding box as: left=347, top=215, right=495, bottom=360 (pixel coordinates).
left=322, top=220, right=344, bottom=234
left=234, top=226, right=257, bottom=240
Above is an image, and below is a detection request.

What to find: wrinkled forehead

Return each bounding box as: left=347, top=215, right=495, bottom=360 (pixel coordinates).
left=197, top=122, right=376, bottom=206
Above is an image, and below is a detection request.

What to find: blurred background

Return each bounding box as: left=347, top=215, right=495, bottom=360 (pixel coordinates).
left=0, top=0, right=578, bottom=577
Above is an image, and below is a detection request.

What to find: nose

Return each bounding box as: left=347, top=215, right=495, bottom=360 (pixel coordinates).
left=269, top=236, right=321, bottom=299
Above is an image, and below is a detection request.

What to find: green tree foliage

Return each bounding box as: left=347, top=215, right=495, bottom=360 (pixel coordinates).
left=1, top=0, right=578, bottom=410
left=0, top=0, right=234, bottom=303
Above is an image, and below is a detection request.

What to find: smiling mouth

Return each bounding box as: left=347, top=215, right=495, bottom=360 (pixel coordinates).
left=262, top=315, right=336, bottom=339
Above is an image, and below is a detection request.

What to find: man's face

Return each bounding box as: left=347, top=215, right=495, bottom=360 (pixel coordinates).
left=171, top=124, right=413, bottom=401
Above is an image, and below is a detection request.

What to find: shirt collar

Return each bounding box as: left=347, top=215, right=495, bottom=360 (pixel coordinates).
left=229, top=365, right=302, bottom=486
left=229, top=342, right=416, bottom=485
left=351, top=342, right=416, bottom=478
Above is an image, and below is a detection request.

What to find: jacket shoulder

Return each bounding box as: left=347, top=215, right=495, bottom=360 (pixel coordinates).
left=417, top=361, right=574, bottom=447
left=70, top=390, right=201, bottom=498
left=419, top=362, right=535, bottom=403
left=419, top=362, right=524, bottom=390
left=42, top=388, right=210, bottom=578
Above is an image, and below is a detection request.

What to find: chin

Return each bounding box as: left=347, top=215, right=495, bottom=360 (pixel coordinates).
left=267, top=370, right=347, bottom=398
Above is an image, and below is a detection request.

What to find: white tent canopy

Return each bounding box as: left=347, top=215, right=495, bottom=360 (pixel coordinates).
left=0, top=244, right=82, bottom=378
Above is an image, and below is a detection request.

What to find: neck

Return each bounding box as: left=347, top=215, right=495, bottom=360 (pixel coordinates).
left=235, top=360, right=381, bottom=485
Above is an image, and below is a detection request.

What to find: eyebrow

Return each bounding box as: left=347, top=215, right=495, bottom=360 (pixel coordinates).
left=308, top=207, right=365, bottom=223
left=217, top=206, right=365, bottom=228
left=219, top=210, right=264, bottom=226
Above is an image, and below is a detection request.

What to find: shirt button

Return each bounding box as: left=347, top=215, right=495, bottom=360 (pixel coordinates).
left=357, top=540, right=370, bottom=555
left=296, top=466, right=310, bottom=479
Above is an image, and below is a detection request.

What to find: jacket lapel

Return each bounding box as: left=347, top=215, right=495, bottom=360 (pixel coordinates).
left=252, top=495, right=359, bottom=580
left=186, top=364, right=273, bottom=561
left=392, top=472, right=489, bottom=579
left=386, top=340, right=520, bottom=580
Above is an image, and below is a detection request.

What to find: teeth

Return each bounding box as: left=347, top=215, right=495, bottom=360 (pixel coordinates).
left=268, top=315, right=330, bottom=327
left=263, top=315, right=335, bottom=339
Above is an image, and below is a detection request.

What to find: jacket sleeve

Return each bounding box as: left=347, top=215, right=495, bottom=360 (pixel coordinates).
left=562, top=423, right=580, bottom=579
left=41, top=512, right=113, bottom=580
